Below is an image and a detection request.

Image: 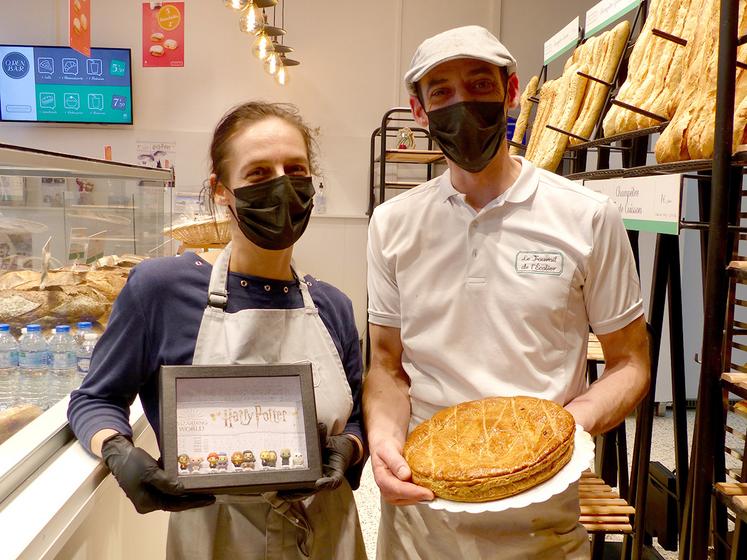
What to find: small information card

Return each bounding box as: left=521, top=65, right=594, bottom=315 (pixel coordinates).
left=544, top=17, right=580, bottom=65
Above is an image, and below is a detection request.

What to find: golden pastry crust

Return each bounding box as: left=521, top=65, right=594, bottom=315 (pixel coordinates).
left=404, top=396, right=575, bottom=503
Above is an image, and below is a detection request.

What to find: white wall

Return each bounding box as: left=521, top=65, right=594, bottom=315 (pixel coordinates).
left=0, top=0, right=503, bottom=336
left=0, top=0, right=502, bottom=213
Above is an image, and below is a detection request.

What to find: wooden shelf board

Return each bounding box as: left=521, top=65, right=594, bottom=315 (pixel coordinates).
left=375, top=149, right=445, bottom=164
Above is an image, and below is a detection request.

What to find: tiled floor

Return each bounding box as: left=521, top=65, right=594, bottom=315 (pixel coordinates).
left=353, top=408, right=733, bottom=560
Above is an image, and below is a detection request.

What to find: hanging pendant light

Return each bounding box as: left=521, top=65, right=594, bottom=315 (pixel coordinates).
left=275, top=62, right=288, bottom=86
left=239, top=3, right=261, bottom=34
left=264, top=51, right=281, bottom=75
left=252, top=30, right=273, bottom=61
left=224, top=0, right=249, bottom=11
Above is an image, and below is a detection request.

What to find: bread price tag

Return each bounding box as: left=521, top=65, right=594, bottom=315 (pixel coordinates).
left=543, top=17, right=580, bottom=65
left=585, top=0, right=641, bottom=38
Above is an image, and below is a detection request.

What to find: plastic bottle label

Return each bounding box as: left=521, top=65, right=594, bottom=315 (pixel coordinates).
left=51, top=351, right=77, bottom=369
left=18, top=351, right=47, bottom=368
left=0, top=350, right=17, bottom=368
left=77, top=357, right=91, bottom=374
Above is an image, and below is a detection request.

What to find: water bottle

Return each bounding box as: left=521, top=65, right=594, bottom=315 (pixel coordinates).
left=0, top=324, right=19, bottom=409
left=74, top=321, right=93, bottom=346
left=18, top=324, right=48, bottom=408
left=75, top=332, right=98, bottom=387
left=314, top=182, right=327, bottom=214
left=47, top=325, right=78, bottom=405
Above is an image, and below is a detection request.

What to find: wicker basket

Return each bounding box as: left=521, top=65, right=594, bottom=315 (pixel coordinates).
left=164, top=217, right=231, bottom=245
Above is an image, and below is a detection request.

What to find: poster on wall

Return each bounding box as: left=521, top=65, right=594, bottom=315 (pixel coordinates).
left=142, top=2, right=185, bottom=68
left=69, top=0, right=91, bottom=57
left=136, top=140, right=176, bottom=170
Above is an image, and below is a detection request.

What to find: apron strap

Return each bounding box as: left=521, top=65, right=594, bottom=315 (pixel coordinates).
left=207, top=242, right=232, bottom=309
left=207, top=246, right=315, bottom=313
left=262, top=492, right=314, bottom=556
left=291, top=266, right=317, bottom=313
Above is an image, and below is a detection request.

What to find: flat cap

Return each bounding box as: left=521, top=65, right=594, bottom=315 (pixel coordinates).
left=404, top=25, right=517, bottom=95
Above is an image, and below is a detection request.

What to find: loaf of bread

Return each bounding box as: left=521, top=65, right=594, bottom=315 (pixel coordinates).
left=569, top=21, right=630, bottom=145
left=604, top=0, right=704, bottom=137
left=532, top=62, right=590, bottom=171
left=655, top=0, right=747, bottom=161
left=0, top=404, right=43, bottom=445
left=0, top=264, right=133, bottom=329
left=525, top=79, right=558, bottom=162
left=509, top=75, right=539, bottom=156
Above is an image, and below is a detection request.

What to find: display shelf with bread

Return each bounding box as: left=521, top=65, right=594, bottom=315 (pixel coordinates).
left=0, top=143, right=174, bottom=494
left=534, top=2, right=747, bottom=557
left=523, top=18, right=634, bottom=172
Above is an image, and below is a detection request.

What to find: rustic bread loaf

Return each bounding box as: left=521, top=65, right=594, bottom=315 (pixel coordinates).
left=0, top=404, right=43, bottom=445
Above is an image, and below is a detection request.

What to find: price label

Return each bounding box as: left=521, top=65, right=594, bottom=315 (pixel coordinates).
left=585, top=0, right=641, bottom=37
left=544, top=17, right=580, bottom=65
left=583, top=174, right=682, bottom=235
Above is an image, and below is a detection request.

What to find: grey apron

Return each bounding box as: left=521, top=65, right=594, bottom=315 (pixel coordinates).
left=166, top=245, right=366, bottom=560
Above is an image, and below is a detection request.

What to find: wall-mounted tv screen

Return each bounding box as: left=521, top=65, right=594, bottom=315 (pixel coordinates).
left=0, top=45, right=132, bottom=125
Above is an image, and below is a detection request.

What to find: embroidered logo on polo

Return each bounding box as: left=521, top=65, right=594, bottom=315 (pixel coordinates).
left=515, top=251, right=564, bottom=275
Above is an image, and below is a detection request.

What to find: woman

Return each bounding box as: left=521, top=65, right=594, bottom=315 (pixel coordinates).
left=68, top=102, right=367, bottom=559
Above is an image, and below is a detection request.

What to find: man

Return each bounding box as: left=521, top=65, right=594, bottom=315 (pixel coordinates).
left=363, top=25, right=650, bottom=559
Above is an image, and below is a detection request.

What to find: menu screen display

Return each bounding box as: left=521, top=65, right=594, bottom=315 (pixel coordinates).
left=0, top=45, right=132, bottom=124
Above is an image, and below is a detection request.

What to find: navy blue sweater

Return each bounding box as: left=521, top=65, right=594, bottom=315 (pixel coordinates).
left=68, top=253, right=364, bottom=483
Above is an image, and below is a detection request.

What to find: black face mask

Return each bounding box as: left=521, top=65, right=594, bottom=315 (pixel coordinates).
left=426, top=101, right=507, bottom=173
left=226, top=175, right=315, bottom=250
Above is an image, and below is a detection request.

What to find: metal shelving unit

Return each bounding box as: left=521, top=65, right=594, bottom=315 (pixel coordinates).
left=367, top=107, right=443, bottom=217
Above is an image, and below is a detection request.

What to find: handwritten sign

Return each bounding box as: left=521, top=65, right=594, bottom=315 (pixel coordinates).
left=585, top=0, right=641, bottom=37
left=544, top=17, right=580, bottom=65
left=583, top=174, right=682, bottom=235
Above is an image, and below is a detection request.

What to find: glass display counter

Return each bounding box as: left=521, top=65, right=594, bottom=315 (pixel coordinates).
left=0, top=142, right=174, bottom=510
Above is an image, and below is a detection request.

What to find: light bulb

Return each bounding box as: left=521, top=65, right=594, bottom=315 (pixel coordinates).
left=275, top=63, right=288, bottom=86
left=238, top=4, right=260, bottom=34
left=224, top=0, right=249, bottom=10
left=265, top=52, right=280, bottom=75
left=252, top=32, right=273, bottom=61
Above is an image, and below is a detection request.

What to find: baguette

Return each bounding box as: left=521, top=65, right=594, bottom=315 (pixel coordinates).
left=525, top=79, right=557, bottom=162
left=534, top=62, right=589, bottom=171
left=509, top=75, right=539, bottom=155
left=0, top=404, right=43, bottom=445
left=570, top=21, right=630, bottom=145
left=604, top=0, right=676, bottom=136
left=655, top=0, right=747, bottom=161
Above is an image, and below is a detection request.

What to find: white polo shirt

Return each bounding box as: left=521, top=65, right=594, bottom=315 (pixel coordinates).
left=367, top=156, right=644, bottom=426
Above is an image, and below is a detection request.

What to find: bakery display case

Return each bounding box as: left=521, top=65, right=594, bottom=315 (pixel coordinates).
left=0, top=142, right=173, bottom=514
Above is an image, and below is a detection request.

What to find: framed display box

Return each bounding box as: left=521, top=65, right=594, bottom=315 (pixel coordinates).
left=159, top=363, right=322, bottom=494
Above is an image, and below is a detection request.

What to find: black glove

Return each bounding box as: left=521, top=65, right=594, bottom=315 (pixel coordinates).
left=101, top=434, right=215, bottom=514
left=277, top=423, right=358, bottom=500
left=315, top=423, right=357, bottom=492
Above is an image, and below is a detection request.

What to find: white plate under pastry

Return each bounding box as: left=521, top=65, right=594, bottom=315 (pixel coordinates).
left=426, top=425, right=595, bottom=513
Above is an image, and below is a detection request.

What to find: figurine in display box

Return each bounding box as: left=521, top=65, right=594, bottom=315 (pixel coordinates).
left=159, top=362, right=323, bottom=494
